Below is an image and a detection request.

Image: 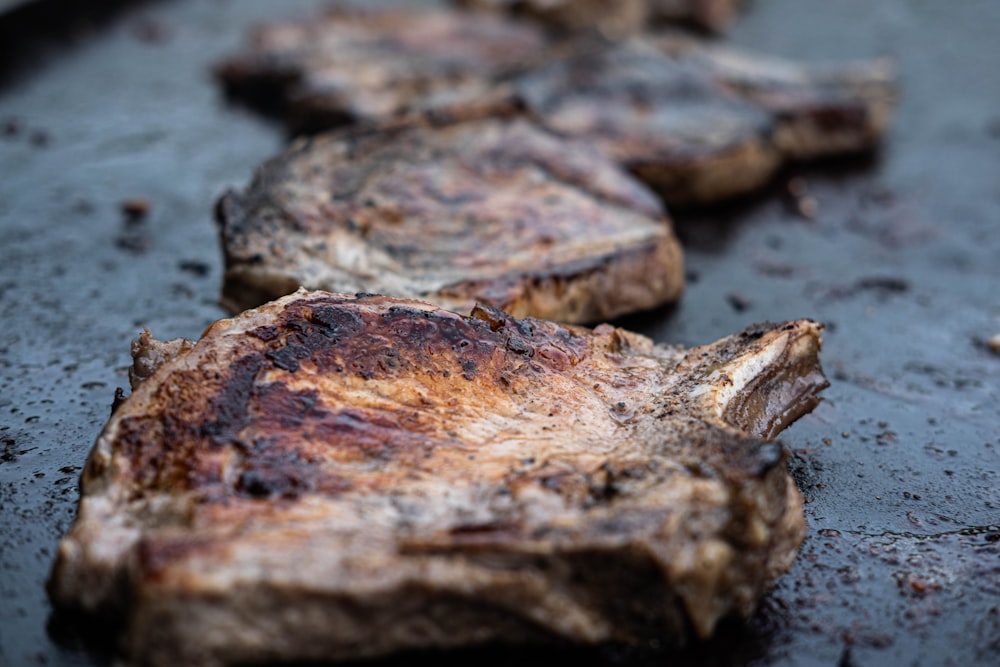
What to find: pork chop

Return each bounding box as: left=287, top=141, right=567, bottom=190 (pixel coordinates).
left=214, top=115, right=684, bottom=322
left=514, top=37, right=895, bottom=205
left=215, top=7, right=550, bottom=134
left=48, top=290, right=827, bottom=666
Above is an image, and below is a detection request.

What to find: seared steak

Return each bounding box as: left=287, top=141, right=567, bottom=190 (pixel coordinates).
left=215, top=115, right=684, bottom=322
left=215, top=7, right=550, bottom=134
left=49, top=290, right=827, bottom=666
left=514, top=37, right=895, bottom=205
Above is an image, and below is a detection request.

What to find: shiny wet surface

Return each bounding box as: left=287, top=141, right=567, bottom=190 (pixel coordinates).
left=1, top=1, right=998, bottom=665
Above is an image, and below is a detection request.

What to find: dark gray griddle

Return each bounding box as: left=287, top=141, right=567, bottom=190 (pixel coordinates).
left=1, top=1, right=998, bottom=666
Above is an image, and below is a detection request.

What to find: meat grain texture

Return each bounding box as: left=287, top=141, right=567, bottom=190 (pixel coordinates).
left=49, top=291, right=828, bottom=667
left=216, top=116, right=684, bottom=322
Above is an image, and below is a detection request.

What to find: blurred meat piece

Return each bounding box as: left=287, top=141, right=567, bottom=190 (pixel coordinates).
left=215, top=115, right=683, bottom=322
left=515, top=36, right=895, bottom=205
left=215, top=7, right=550, bottom=134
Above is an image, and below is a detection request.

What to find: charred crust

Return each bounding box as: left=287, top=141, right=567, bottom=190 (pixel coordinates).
left=112, top=295, right=602, bottom=501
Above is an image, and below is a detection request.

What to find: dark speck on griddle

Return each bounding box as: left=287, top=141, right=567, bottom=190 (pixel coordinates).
left=727, top=293, right=752, bottom=312
left=178, top=260, right=210, bottom=277
left=121, top=198, right=150, bottom=222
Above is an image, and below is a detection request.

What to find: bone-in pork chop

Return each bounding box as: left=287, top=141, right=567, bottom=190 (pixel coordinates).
left=49, top=290, right=827, bottom=666
left=215, top=115, right=684, bottom=322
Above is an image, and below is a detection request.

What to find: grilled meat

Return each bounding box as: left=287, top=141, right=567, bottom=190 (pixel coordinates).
left=215, top=7, right=550, bottom=134
left=215, top=115, right=684, bottom=322
left=651, top=32, right=896, bottom=160
left=514, top=38, right=777, bottom=206
left=514, top=37, right=895, bottom=205
left=49, top=290, right=827, bottom=666
left=217, top=5, right=894, bottom=206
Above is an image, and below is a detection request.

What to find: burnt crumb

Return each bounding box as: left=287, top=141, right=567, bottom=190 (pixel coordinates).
left=116, top=199, right=152, bottom=253
left=726, top=293, right=752, bottom=313
left=876, top=430, right=897, bottom=445
left=178, top=260, right=211, bottom=277
left=121, top=197, right=151, bottom=222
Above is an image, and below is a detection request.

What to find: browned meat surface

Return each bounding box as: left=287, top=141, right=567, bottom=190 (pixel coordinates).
left=215, top=7, right=550, bottom=134
left=48, top=291, right=827, bottom=666
left=215, top=115, right=684, bottom=322
left=514, top=37, right=895, bottom=205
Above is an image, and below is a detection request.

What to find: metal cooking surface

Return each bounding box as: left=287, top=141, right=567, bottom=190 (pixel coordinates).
left=1, top=1, right=998, bottom=666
